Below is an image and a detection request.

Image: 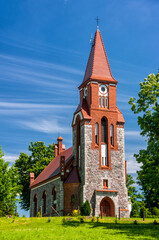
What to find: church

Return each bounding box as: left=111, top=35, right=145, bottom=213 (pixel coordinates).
left=30, top=27, right=130, bottom=218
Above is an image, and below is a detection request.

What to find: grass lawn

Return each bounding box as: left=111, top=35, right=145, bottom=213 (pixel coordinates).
left=0, top=217, right=158, bottom=240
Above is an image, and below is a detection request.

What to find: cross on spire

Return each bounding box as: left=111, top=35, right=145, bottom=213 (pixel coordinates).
left=95, top=16, right=99, bottom=29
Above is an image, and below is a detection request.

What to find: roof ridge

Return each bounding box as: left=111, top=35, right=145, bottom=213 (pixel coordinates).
left=91, top=31, right=97, bottom=77
left=98, top=30, right=113, bottom=79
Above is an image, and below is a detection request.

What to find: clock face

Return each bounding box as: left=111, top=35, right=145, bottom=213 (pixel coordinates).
left=99, top=85, right=107, bottom=94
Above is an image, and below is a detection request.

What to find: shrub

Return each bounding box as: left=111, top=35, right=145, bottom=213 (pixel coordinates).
left=37, top=211, right=41, bottom=217
left=80, top=200, right=91, bottom=216
left=62, top=217, right=66, bottom=224
left=22, top=215, right=26, bottom=218
left=134, top=220, right=138, bottom=225
left=72, top=209, right=79, bottom=217
left=92, top=216, right=96, bottom=222
left=151, top=207, right=159, bottom=217
left=153, top=220, right=158, bottom=225
left=80, top=216, right=84, bottom=223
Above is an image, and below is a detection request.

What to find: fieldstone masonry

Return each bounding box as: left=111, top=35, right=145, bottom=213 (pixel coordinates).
left=74, top=123, right=129, bottom=218
left=30, top=177, right=64, bottom=217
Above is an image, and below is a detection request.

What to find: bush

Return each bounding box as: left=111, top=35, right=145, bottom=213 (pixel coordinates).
left=153, top=220, right=158, bottom=225
left=62, top=217, right=66, bottom=224
left=80, top=216, right=84, bottom=223
left=151, top=207, right=159, bottom=217
left=134, top=220, right=138, bottom=225
left=80, top=200, right=91, bottom=216
left=92, top=216, right=96, bottom=222
left=72, top=209, right=79, bottom=217
left=37, top=211, right=41, bottom=217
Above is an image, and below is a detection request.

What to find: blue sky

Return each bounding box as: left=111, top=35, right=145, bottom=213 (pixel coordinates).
left=0, top=0, right=159, bottom=216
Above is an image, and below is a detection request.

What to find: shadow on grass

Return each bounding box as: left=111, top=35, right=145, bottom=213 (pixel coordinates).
left=62, top=220, right=159, bottom=239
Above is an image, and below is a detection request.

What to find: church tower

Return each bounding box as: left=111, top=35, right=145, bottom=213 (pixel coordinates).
left=72, top=28, right=129, bottom=217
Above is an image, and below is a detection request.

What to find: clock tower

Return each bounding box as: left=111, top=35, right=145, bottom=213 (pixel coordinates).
left=72, top=28, right=129, bottom=217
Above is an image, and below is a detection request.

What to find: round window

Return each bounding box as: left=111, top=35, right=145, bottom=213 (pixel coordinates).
left=99, top=85, right=107, bottom=94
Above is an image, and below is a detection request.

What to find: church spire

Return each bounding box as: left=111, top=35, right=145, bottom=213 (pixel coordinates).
left=80, top=29, right=117, bottom=88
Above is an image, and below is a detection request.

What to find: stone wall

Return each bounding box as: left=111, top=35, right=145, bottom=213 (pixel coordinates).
left=78, top=123, right=129, bottom=217
left=30, top=177, right=64, bottom=217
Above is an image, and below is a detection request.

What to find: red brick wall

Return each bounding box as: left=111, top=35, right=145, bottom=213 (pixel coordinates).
left=64, top=183, right=80, bottom=215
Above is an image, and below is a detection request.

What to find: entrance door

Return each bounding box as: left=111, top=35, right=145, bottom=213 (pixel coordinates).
left=100, top=197, right=115, bottom=217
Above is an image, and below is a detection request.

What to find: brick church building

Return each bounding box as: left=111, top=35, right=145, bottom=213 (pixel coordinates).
left=30, top=28, right=130, bottom=218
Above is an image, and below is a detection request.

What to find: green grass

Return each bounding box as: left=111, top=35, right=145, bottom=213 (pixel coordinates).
left=0, top=217, right=158, bottom=240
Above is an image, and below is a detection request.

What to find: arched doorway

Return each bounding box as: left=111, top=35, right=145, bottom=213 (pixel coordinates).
left=100, top=197, right=115, bottom=217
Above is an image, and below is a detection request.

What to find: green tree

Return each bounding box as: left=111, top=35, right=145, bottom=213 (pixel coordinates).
left=129, top=73, right=159, bottom=209
left=0, top=147, right=20, bottom=216
left=15, top=141, right=55, bottom=211
left=126, top=174, right=144, bottom=217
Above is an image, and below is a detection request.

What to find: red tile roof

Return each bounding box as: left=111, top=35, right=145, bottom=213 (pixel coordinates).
left=64, top=167, right=81, bottom=184
left=74, top=98, right=91, bottom=120
left=81, top=29, right=117, bottom=86
left=31, top=147, right=72, bottom=188
left=116, top=107, right=125, bottom=123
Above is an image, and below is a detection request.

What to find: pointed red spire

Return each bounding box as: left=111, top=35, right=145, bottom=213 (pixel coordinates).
left=81, top=29, right=117, bottom=86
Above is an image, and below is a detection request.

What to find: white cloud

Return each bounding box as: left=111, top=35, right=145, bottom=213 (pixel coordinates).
left=0, top=101, right=75, bottom=109
left=125, top=131, right=141, bottom=137
left=3, top=154, right=19, bottom=163
left=19, top=119, right=71, bottom=134
left=126, top=152, right=142, bottom=174
left=0, top=54, right=83, bottom=76
left=0, top=34, right=83, bottom=58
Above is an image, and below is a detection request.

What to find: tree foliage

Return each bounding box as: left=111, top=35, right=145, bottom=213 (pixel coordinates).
left=15, top=141, right=55, bottom=211
left=126, top=174, right=144, bottom=217
left=0, top=147, right=20, bottom=216
left=129, top=73, right=159, bottom=208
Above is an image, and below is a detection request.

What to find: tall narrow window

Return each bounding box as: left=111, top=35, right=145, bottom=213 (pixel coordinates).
left=33, top=194, right=37, bottom=217
left=110, top=124, right=114, bottom=146
left=101, top=117, right=107, bottom=143
left=78, top=145, right=81, bottom=168
left=99, top=97, right=101, bottom=107
left=52, top=187, right=57, bottom=210
left=101, top=117, right=108, bottom=166
left=105, top=97, right=108, bottom=108
left=76, top=117, right=81, bottom=168
left=95, top=123, right=99, bottom=144
left=42, top=191, right=46, bottom=215
left=101, top=144, right=108, bottom=166
left=102, top=97, right=105, bottom=107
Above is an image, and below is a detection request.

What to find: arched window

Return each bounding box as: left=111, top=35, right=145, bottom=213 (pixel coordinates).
left=101, top=117, right=107, bottom=143
left=101, top=117, right=108, bottom=166
left=42, top=191, right=46, bottom=215
left=110, top=124, right=114, bottom=146
left=52, top=187, right=57, bottom=210
left=71, top=194, right=75, bottom=204
left=33, top=194, right=37, bottom=217
left=76, top=117, right=81, bottom=168
left=95, top=123, right=99, bottom=144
